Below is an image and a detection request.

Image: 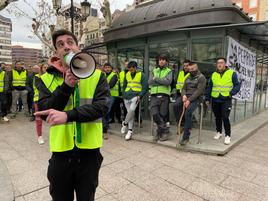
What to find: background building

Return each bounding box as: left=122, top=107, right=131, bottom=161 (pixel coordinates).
left=232, top=0, right=261, bottom=20
left=12, top=45, right=42, bottom=67
left=259, top=0, right=268, bottom=20
left=0, top=14, right=12, bottom=64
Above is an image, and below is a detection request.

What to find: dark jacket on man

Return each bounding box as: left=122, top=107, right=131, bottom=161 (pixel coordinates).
left=181, top=70, right=206, bottom=102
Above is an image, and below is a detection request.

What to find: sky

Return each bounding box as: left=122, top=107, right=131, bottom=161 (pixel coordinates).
left=0, top=0, right=133, bottom=49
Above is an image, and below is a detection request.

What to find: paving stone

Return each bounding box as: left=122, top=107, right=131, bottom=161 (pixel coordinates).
left=106, top=159, right=134, bottom=174
left=252, top=174, right=268, bottom=188
left=152, top=165, right=197, bottom=189
left=96, top=194, right=118, bottom=201
left=187, top=179, right=241, bottom=201
left=6, top=157, right=36, bottom=175
left=221, top=176, right=268, bottom=201
left=23, top=187, right=51, bottom=201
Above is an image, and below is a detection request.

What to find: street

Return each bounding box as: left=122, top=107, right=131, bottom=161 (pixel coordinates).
left=0, top=113, right=268, bottom=201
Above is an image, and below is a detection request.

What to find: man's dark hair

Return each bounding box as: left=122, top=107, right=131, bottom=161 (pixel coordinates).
left=217, top=57, right=226, bottom=63
left=104, top=62, right=112, bottom=68
left=158, top=53, right=169, bottom=62
left=189, top=61, right=197, bottom=66
left=127, top=61, right=138, bottom=68
left=0, top=62, right=5, bottom=67
left=183, top=59, right=191, bottom=64
left=52, top=29, right=78, bottom=49
left=15, top=60, right=22, bottom=65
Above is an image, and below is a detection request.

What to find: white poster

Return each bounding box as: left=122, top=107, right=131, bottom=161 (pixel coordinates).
left=227, top=37, right=256, bottom=101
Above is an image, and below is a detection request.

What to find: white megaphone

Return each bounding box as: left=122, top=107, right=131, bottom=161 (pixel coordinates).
left=64, top=51, right=96, bottom=79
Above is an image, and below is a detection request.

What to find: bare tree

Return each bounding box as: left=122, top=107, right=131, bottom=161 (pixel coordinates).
left=0, top=0, right=18, bottom=11
left=6, top=0, right=56, bottom=51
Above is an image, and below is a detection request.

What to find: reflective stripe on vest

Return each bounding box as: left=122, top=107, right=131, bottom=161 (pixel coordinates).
left=150, top=67, right=171, bottom=95
left=12, top=70, right=27, bottom=87
left=0, top=71, right=5, bottom=93
left=176, top=70, right=190, bottom=92
left=33, top=74, right=40, bottom=102
left=211, top=69, right=234, bottom=98
left=125, top=71, right=142, bottom=92
left=41, top=70, right=103, bottom=152
left=119, top=71, right=125, bottom=92
left=107, top=72, right=119, bottom=97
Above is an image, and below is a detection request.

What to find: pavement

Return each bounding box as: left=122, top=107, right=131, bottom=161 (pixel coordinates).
left=0, top=112, right=268, bottom=201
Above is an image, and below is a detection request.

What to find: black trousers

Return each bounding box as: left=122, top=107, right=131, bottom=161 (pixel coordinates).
left=47, top=149, right=103, bottom=201
left=0, top=92, right=7, bottom=117
left=212, top=99, right=232, bottom=136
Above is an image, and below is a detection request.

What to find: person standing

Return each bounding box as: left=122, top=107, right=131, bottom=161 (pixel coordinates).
left=102, top=62, right=119, bottom=140
left=206, top=58, right=240, bottom=145
left=32, top=64, right=47, bottom=144
left=9, top=61, right=29, bottom=118
left=173, top=59, right=190, bottom=123
left=121, top=61, right=148, bottom=140
left=34, top=29, right=109, bottom=201
left=0, top=63, right=9, bottom=122
left=148, top=54, right=172, bottom=141
left=176, top=62, right=206, bottom=145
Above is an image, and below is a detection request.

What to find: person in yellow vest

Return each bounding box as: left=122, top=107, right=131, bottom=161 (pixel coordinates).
left=102, top=62, right=119, bottom=140
left=206, top=58, right=240, bottom=145
left=9, top=60, right=29, bottom=118
left=173, top=59, right=190, bottom=123
left=0, top=63, right=9, bottom=122
left=121, top=61, right=148, bottom=140
left=34, top=30, right=109, bottom=201
left=32, top=64, right=47, bottom=144
left=148, top=54, right=173, bottom=141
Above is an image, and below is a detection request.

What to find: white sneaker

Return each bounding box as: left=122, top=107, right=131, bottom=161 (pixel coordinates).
left=166, top=122, right=170, bottom=128
left=2, top=116, right=9, bottom=122
left=121, top=121, right=127, bottom=134
left=125, top=130, right=132, bottom=141
left=224, top=136, right=231, bottom=145
left=214, top=132, right=222, bottom=140
left=38, top=136, right=45, bottom=145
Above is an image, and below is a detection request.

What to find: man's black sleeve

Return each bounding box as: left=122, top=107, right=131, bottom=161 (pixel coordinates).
left=109, top=74, right=118, bottom=89
left=65, top=73, right=110, bottom=122
left=36, top=76, right=74, bottom=120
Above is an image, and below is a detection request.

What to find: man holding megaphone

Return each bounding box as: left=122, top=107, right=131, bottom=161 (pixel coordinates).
left=34, top=29, right=110, bottom=201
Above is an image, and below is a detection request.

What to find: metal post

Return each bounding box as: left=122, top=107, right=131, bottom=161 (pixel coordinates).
left=197, top=103, right=203, bottom=144
left=138, top=101, right=141, bottom=134
left=70, top=0, right=74, bottom=33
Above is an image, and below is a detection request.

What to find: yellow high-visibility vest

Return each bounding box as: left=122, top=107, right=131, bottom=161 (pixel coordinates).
left=125, top=71, right=142, bottom=92
left=176, top=70, right=190, bottom=92
left=211, top=69, right=234, bottom=98
left=119, top=71, right=125, bottom=92
left=40, top=69, right=103, bottom=152
left=0, top=71, right=5, bottom=93
left=12, top=69, right=27, bottom=87
left=33, top=74, right=40, bottom=102
left=150, top=67, right=171, bottom=95
left=107, top=72, right=119, bottom=97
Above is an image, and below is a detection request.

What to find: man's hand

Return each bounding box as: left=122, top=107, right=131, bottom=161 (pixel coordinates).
left=34, top=109, right=67, bottom=126
left=65, top=69, right=79, bottom=87
left=182, top=95, right=188, bottom=102
left=136, top=96, right=141, bottom=104
left=184, top=100, right=190, bottom=108
left=205, top=101, right=210, bottom=107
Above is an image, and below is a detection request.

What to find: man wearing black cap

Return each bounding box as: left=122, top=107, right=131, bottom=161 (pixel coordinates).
left=121, top=61, right=148, bottom=140
left=148, top=54, right=172, bottom=141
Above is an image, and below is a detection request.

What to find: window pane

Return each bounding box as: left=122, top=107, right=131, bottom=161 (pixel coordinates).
left=192, top=38, right=222, bottom=63
left=249, top=0, right=257, bottom=8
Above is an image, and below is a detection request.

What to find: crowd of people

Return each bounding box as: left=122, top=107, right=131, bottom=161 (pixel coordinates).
left=0, top=55, right=241, bottom=146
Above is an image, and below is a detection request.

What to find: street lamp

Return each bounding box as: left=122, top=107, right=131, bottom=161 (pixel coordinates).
left=52, top=0, right=91, bottom=34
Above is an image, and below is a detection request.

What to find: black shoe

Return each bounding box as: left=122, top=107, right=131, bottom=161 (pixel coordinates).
left=159, top=133, right=169, bottom=141
left=109, top=119, right=115, bottom=123
left=179, top=138, right=189, bottom=146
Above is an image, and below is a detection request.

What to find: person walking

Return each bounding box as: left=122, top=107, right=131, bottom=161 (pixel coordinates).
left=176, top=62, right=206, bottom=145
left=121, top=61, right=148, bottom=140
left=206, top=57, right=240, bottom=145
left=148, top=54, right=172, bottom=141
left=173, top=59, right=190, bottom=123
left=34, top=29, right=109, bottom=201
left=102, top=62, right=119, bottom=140
left=9, top=61, right=29, bottom=118
left=0, top=63, right=9, bottom=122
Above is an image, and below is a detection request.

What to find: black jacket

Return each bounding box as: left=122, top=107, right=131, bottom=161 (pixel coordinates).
left=36, top=67, right=110, bottom=123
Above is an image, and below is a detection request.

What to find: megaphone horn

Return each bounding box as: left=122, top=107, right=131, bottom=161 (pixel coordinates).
left=64, top=51, right=96, bottom=79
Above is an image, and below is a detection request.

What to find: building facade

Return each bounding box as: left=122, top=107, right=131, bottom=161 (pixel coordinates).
left=259, top=0, right=268, bottom=20
left=232, top=0, right=263, bottom=20
left=104, top=0, right=268, bottom=130
left=12, top=45, right=42, bottom=67
left=0, top=15, right=12, bottom=64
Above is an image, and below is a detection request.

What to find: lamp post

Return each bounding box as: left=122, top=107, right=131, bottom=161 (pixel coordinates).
left=52, top=0, right=91, bottom=34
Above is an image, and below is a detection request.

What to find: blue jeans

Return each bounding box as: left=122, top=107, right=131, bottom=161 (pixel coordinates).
left=177, top=99, right=199, bottom=140
left=102, top=96, right=116, bottom=133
